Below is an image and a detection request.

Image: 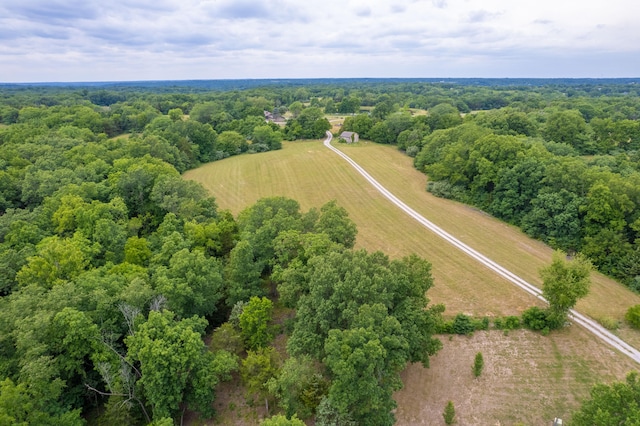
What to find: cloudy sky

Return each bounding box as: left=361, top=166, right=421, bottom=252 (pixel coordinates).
left=1, top=0, right=639, bottom=82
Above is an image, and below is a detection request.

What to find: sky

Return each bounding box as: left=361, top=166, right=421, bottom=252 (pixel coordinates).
left=1, top=0, right=639, bottom=82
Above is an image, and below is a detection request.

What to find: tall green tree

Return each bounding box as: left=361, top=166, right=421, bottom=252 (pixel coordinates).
left=0, top=377, right=84, bottom=426
left=314, top=200, right=357, bottom=248
left=224, top=239, right=263, bottom=307
left=152, top=248, right=224, bottom=319
left=267, top=355, right=327, bottom=419
left=541, top=251, right=592, bottom=328
left=241, top=347, right=280, bottom=413
left=125, top=310, right=237, bottom=421
left=239, top=296, right=274, bottom=350
left=542, top=110, right=591, bottom=153
left=323, top=323, right=401, bottom=426
left=253, top=125, right=283, bottom=150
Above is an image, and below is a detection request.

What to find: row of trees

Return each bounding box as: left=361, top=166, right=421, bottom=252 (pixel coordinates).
left=343, top=104, right=640, bottom=155
left=410, top=123, right=640, bottom=288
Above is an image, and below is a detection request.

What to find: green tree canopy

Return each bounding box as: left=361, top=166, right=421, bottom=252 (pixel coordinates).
left=125, top=310, right=237, bottom=421
left=541, top=251, right=592, bottom=328
left=239, top=296, right=274, bottom=350
left=572, top=372, right=640, bottom=425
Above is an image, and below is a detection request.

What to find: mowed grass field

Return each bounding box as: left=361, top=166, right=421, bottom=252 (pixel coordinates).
left=184, top=139, right=640, bottom=424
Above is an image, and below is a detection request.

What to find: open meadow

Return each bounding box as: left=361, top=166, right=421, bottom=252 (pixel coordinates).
left=184, top=139, right=640, bottom=424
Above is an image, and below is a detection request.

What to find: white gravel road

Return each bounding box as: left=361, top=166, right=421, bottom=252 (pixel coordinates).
left=324, top=131, right=640, bottom=364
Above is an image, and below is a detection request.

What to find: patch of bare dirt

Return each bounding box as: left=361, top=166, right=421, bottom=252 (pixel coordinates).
left=394, top=328, right=636, bottom=425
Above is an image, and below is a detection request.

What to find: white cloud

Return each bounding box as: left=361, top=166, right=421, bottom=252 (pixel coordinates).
left=0, top=0, right=638, bottom=81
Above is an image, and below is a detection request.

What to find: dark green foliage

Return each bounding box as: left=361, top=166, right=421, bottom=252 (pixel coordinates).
left=152, top=247, right=224, bottom=318
left=0, top=377, right=84, bottom=426
left=493, top=316, right=521, bottom=331
left=427, top=103, right=462, bottom=130
left=224, top=239, right=264, bottom=307
left=473, top=352, right=484, bottom=378
left=452, top=313, right=475, bottom=335
left=252, top=125, right=283, bottom=150
left=284, top=107, right=330, bottom=140
left=125, top=311, right=238, bottom=421
left=443, top=400, right=456, bottom=425
left=342, top=114, right=373, bottom=138
left=438, top=314, right=488, bottom=334
left=521, top=307, right=551, bottom=333
left=572, top=372, right=640, bottom=425
left=543, top=110, right=592, bottom=153
left=267, top=355, right=328, bottom=419
left=324, top=322, right=402, bottom=426
left=314, top=200, right=358, bottom=248
left=279, top=248, right=441, bottom=424
left=426, top=181, right=467, bottom=202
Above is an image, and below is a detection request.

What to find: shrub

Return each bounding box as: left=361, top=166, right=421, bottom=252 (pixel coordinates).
left=473, top=352, right=484, bottom=378
left=249, top=143, right=270, bottom=153
left=443, top=401, right=456, bottom=425
left=493, top=317, right=504, bottom=330
left=625, top=305, right=640, bottom=329
left=472, top=316, right=490, bottom=331
left=260, top=414, right=305, bottom=426
left=503, top=316, right=521, bottom=330
left=521, top=306, right=550, bottom=331
left=598, top=316, right=620, bottom=330
left=210, top=322, right=245, bottom=355
left=452, top=313, right=475, bottom=335
left=405, top=145, right=420, bottom=157
left=426, top=181, right=467, bottom=201
left=628, top=276, right=640, bottom=293
left=437, top=319, right=453, bottom=334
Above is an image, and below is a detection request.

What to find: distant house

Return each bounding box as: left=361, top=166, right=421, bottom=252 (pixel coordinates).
left=339, top=131, right=359, bottom=143
left=264, top=110, right=286, bottom=123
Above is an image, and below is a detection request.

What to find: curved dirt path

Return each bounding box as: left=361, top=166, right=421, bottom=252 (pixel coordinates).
left=324, top=131, right=640, bottom=364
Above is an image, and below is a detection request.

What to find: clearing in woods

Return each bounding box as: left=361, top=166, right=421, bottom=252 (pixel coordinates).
left=184, top=139, right=640, bottom=424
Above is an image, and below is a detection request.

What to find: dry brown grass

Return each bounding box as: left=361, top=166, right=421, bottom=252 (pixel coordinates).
left=184, top=138, right=640, bottom=424
left=395, top=328, right=637, bottom=425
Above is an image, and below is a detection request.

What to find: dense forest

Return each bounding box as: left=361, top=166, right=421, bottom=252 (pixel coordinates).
left=1, top=79, right=639, bottom=425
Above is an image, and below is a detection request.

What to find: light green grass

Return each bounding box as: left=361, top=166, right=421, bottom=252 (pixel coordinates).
left=186, top=139, right=640, bottom=327
left=185, top=140, right=539, bottom=316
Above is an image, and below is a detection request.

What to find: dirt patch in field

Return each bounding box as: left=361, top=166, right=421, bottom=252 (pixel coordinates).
left=394, top=328, right=637, bottom=426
